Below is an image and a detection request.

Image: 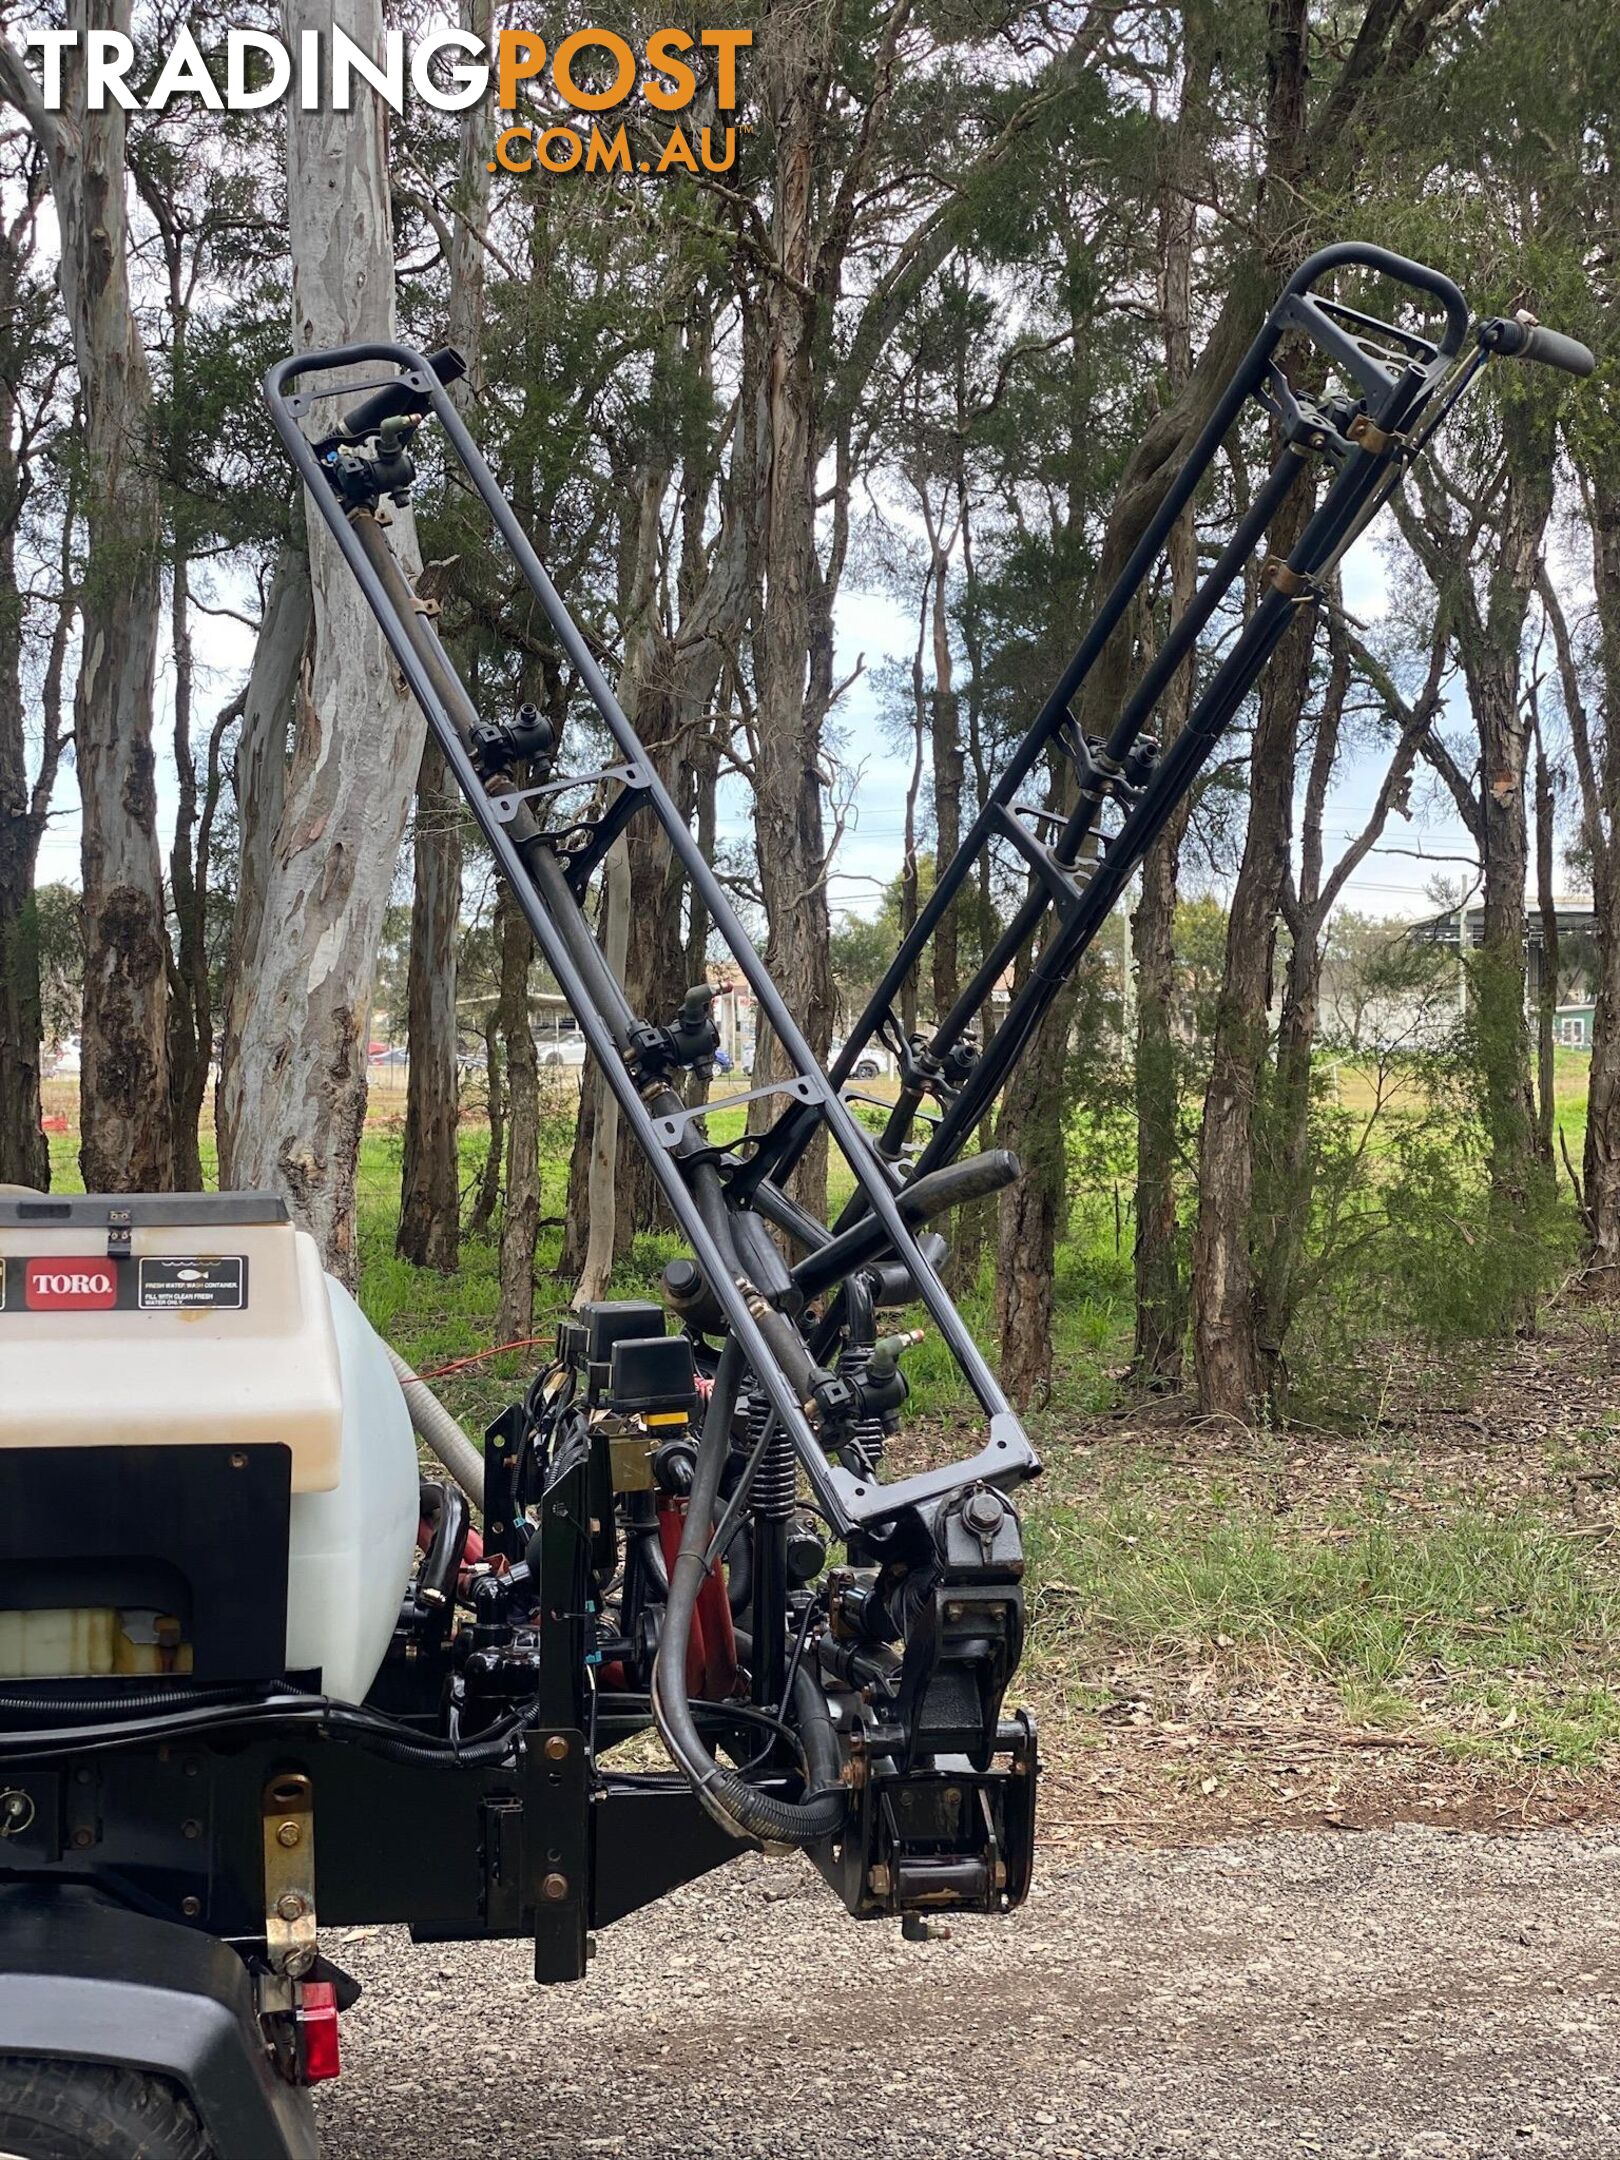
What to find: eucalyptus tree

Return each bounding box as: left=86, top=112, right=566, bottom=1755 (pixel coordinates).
left=396, top=0, right=493, bottom=1274
left=0, top=122, right=69, bottom=1190
left=217, top=0, right=424, bottom=1282
left=0, top=0, right=173, bottom=1193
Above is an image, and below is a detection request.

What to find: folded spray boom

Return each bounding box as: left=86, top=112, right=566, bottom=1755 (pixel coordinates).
left=262, top=244, right=1587, bottom=1913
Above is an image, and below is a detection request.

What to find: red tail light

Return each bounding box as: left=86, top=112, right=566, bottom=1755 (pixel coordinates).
left=295, top=1979, right=342, bottom=2083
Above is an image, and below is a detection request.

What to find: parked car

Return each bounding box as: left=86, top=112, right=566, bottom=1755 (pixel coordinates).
left=831, top=1038, right=894, bottom=1081
left=540, top=1030, right=589, bottom=1068
left=369, top=1046, right=408, bottom=1068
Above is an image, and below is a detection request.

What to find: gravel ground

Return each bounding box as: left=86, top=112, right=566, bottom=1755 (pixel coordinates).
left=317, top=1824, right=1620, bottom=2159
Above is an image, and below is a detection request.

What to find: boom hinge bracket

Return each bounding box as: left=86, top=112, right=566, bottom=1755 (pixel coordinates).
left=1347, top=411, right=1400, bottom=457
left=1262, top=556, right=1319, bottom=601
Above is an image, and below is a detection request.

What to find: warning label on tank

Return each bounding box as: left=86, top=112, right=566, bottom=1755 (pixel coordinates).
left=137, top=1257, right=247, bottom=1311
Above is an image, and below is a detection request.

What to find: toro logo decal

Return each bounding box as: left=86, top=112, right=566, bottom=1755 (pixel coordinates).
left=23, top=1258, right=118, bottom=1311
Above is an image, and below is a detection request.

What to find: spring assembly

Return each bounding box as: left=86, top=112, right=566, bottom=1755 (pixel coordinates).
left=835, top=1343, right=888, bottom=1477
left=747, top=1390, right=798, bottom=1521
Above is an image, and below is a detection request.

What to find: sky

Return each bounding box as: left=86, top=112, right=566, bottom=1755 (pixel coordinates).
left=30, top=505, right=1513, bottom=941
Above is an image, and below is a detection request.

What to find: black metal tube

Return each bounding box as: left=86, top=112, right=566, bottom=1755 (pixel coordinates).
left=790, top=1150, right=1021, bottom=1301
left=924, top=444, right=1307, bottom=1072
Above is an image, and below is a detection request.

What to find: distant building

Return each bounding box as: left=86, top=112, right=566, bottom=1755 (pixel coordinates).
left=1555, top=1001, right=1595, bottom=1051
left=1405, top=898, right=1598, bottom=1011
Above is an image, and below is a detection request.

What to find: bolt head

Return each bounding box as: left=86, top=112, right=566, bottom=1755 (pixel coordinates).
left=543, top=1734, right=570, bottom=1762
left=541, top=1871, right=569, bottom=1903
left=181, top=1896, right=202, bottom=1918
left=275, top=1891, right=307, bottom=1921
left=276, top=1820, right=301, bottom=1847
left=962, top=1489, right=1004, bottom=1534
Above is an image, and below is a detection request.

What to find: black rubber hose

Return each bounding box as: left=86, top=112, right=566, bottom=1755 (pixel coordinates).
left=651, top=1340, right=847, bottom=1847
left=415, top=1478, right=470, bottom=1618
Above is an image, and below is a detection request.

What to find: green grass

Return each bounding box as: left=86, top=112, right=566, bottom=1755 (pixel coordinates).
left=1024, top=1444, right=1620, bottom=1768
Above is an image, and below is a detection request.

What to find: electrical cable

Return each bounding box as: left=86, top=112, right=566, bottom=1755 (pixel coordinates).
left=0, top=1686, right=540, bottom=1768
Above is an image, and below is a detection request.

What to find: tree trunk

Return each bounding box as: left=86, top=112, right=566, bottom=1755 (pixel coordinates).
left=0, top=505, right=46, bottom=1185
left=1129, top=0, right=1214, bottom=1386
left=1473, top=651, right=1539, bottom=1205
left=469, top=1001, right=504, bottom=1242
left=216, top=0, right=422, bottom=1283
left=0, top=391, right=54, bottom=1189
left=993, top=980, right=1072, bottom=1408
left=397, top=735, right=463, bottom=1270
left=165, top=558, right=210, bottom=1190
left=396, top=0, right=488, bottom=1271
left=576, top=834, right=631, bottom=1306
left=219, top=547, right=310, bottom=1149
left=1576, top=478, right=1620, bottom=1278
left=1191, top=488, right=1315, bottom=1421
left=1533, top=717, right=1559, bottom=1164
left=495, top=885, right=540, bottom=1344
left=746, top=0, right=839, bottom=1217
left=2, top=3, right=173, bottom=1192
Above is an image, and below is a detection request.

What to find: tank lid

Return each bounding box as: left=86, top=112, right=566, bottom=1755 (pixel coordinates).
left=0, top=1191, right=291, bottom=1229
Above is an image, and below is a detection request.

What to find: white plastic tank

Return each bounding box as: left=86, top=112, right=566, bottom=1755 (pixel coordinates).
left=0, top=1193, right=421, bottom=1703
left=287, top=1275, right=421, bottom=1702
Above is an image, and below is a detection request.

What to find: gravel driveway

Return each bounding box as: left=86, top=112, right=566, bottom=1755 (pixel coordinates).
left=317, top=1824, right=1620, bottom=2158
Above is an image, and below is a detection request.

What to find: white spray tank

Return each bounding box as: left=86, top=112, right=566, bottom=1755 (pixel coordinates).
left=0, top=1193, right=420, bottom=1703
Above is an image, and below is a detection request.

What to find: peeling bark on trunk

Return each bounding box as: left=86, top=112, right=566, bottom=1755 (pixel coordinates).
left=216, top=0, right=422, bottom=1283
left=220, top=548, right=310, bottom=1157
